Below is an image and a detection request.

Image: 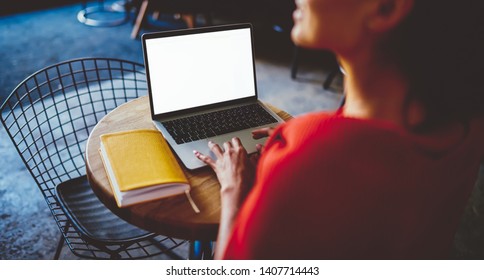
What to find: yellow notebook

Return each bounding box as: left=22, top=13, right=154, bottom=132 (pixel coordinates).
left=99, top=129, right=190, bottom=208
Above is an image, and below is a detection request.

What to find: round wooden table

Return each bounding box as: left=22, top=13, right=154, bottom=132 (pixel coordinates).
left=86, top=96, right=292, bottom=242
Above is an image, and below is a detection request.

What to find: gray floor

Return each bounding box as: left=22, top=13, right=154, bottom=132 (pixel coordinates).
left=0, top=3, right=482, bottom=260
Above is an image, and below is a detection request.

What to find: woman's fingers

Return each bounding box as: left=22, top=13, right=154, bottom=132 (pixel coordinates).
left=195, top=138, right=249, bottom=168
left=231, top=137, right=241, bottom=147
left=208, top=140, right=223, bottom=157
left=193, top=150, right=216, bottom=168
left=194, top=140, right=225, bottom=169
left=249, top=152, right=260, bottom=167
left=252, top=127, right=274, bottom=139
left=223, top=140, right=232, bottom=153
left=256, top=143, right=264, bottom=154
left=231, top=137, right=245, bottom=151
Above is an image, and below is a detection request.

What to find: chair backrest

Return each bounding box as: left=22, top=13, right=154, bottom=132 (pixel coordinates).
left=0, top=58, right=146, bottom=207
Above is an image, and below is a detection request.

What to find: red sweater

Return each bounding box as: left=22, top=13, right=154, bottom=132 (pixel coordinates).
left=223, top=111, right=484, bottom=259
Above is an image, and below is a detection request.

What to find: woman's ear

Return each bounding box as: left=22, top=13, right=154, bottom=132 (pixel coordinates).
left=367, top=0, right=414, bottom=33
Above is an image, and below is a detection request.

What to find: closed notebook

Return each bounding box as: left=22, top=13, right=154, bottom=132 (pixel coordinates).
left=99, top=129, right=190, bottom=208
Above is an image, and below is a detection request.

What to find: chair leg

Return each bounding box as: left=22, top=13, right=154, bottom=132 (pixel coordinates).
left=54, top=221, right=72, bottom=259
left=339, top=95, right=346, bottom=108
left=188, top=240, right=213, bottom=259
left=323, top=68, right=339, bottom=90
left=131, top=0, right=149, bottom=39
left=53, top=233, right=65, bottom=260
left=150, top=238, right=184, bottom=260
left=290, top=46, right=300, bottom=79
left=181, top=14, right=196, bottom=28
left=201, top=241, right=213, bottom=260
left=152, top=10, right=160, bottom=20
left=188, top=240, right=201, bottom=259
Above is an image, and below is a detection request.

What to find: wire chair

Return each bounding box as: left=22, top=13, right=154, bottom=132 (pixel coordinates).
left=0, top=58, right=186, bottom=259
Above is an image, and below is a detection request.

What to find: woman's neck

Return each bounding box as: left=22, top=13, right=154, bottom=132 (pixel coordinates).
left=338, top=51, right=424, bottom=129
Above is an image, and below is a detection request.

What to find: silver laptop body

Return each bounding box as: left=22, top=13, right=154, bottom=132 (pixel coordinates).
left=142, top=23, right=284, bottom=170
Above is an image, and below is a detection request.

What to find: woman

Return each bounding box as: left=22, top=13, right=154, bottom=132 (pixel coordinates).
left=194, top=0, right=484, bottom=259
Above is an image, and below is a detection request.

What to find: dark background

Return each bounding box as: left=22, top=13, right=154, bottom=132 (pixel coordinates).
left=1, top=0, right=81, bottom=15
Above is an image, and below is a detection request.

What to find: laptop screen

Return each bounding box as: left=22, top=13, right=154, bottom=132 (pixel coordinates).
left=143, top=25, right=257, bottom=116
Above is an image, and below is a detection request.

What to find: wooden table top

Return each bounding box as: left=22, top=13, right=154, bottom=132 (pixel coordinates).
left=86, top=96, right=292, bottom=241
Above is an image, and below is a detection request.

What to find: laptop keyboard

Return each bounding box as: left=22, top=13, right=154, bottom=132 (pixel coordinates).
left=162, top=103, right=278, bottom=144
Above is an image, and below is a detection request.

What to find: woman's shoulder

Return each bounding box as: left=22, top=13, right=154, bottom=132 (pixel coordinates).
left=266, top=111, right=484, bottom=169
left=274, top=110, right=407, bottom=152
left=259, top=111, right=409, bottom=180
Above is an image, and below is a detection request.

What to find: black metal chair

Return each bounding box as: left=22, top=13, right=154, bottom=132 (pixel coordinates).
left=0, top=58, right=186, bottom=259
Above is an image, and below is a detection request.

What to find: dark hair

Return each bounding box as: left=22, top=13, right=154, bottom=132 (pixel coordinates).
left=382, top=0, right=484, bottom=130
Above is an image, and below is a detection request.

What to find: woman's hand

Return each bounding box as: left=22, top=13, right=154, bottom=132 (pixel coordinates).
left=193, top=137, right=256, bottom=206
left=194, top=137, right=257, bottom=259
left=251, top=127, right=276, bottom=155
left=252, top=126, right=275, bottom=139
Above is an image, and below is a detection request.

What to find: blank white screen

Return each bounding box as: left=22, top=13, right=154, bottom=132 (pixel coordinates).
left=145, top=28, right=256, bottom=115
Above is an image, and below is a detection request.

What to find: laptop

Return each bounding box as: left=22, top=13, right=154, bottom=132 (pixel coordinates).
left=142, top=23, right=284, bottom=170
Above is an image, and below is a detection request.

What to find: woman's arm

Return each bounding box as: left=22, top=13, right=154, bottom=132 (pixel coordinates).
left=194, top=127, right=274, bottom=258
left=193, top=137, right=257, bottom=259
